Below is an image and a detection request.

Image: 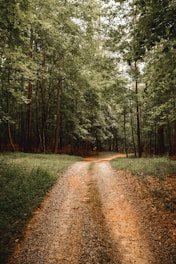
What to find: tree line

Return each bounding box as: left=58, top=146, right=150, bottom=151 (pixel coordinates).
left=0, top=0, right=176, bottom=156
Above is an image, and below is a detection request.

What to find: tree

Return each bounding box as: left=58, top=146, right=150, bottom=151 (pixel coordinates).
left=103, top=0, right=176, bottom=156
left=134, top=0, right=176, bottom=52
left=2, top=0, right=175, bottom=156
left=0, top=0, right=34, bottom=150
left=142, top=45, right=176, bottom=155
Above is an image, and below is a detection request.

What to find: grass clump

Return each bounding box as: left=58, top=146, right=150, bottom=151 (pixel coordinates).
left=0, top=153, right=81, bottom=263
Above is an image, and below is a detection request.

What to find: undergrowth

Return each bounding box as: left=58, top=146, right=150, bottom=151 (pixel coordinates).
left=0, top=153, right=81, bottom=263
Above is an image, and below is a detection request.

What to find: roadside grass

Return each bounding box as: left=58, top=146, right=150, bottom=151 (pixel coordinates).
left=111, top=157, right=176, bottom=179
left=0, top=153, right=82, bottom=263
left=111, top=157, right=176, bottom=211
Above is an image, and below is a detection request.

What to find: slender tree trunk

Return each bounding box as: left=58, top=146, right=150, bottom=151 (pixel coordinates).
left=154, top=123, right=157, bottom=155
left=129, top=99, right=137, bottom=157
left=35, top=81, right=41, bottom=152
left=25, top=30, right=33, bottom=152
left=54, top=76, right=62, bottom=154
left=157, top=125, right=165, bottom=155
left=41, top=43, right=46, bottom=153
left=123, top=104, right=128, bottom=157
left=167, top=119, right=172, bottom=155
left=8, top=121, right=15, bottom=151
left=168, top=120, right=176, bottom=156
left=54, top=56, right=63, bottom=154
left=135, top=61, right=142, bottom=158
left=115, top=136, right=118, bottom=152
left=6, top=67, right=15, bottom=152
left=26, top=81, right=33, bottom=151
left=20, top=105, right=25, bottom=151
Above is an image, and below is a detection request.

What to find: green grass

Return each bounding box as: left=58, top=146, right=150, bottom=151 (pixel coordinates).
left=111, top=157, right=176, bottom=211
left=111, top=157, right=176, bottom=179
left=0, top=152, right=82, bottom=263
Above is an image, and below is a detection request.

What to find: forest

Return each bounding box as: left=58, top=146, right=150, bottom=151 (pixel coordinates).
left=0, top=0, right=176, bottom=157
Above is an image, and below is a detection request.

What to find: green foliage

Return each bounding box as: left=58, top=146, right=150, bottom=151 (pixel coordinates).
left=135, top=0, right=176, bottom=50
left=1, top=0, right=126, bottom=154
left=104, top=0, right=176, bottom=155
left=143, top=46, right=176, bottom=122
left=0, top=153, right=81, bottom=263
left=1, top=0, right=176, bottom=155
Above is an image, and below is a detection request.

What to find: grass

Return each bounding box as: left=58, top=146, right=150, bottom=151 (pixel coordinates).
left=0, top=152, right=82, bottom=263
left=111, top=156, right=176, bottom=211
left=111, top=157, right=176, bottom=179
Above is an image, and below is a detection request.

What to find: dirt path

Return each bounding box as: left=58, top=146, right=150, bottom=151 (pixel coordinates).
left=9, top=158, right=156, bottom=263
left=93, top=162, right=153, bottom=264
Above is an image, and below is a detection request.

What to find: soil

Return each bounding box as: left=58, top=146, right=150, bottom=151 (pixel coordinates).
left=8, top=155, right=176, bottom=264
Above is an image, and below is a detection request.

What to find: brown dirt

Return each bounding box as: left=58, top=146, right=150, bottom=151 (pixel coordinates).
left=8, top=156, right=176, bottom=264
left=84, top=153, right=127, bottom=162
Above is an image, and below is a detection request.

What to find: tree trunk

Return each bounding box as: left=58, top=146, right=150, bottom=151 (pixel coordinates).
left=167, top=119, right=172, bottom=155
left=8, top=121, right=15, bottom=151
left=168, top=120, right=176, bottom=156
left=129, top=99, right=137, bottom=157
left=26, top=81, right=33, bottom=151
left=20, top=105, right=25, bottom=151
left=41, top=43, right=46, bottom=153
left=6, top=65, right=15, bottom=152
left=135, top=61, right=142, bottom=158
left=54, top=81, right=61, bottom=154
left=157, top=125, right=165, bottom=155
left=25, top=30, right=33, bottom=152
left=123, top=101, right=128, bottom=157
left=54, top=77, right=62, bottom=154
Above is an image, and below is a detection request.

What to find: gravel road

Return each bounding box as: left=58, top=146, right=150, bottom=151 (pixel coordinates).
left=8, top=159, right=166, bottom=264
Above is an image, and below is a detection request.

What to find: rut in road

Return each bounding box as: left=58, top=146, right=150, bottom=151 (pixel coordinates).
left=9, top=160, right=154, bottom=264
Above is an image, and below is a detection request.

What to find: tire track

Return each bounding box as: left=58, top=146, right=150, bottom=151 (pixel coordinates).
left=80, top=176, right=121, bottom=264
left=8, top=162, right=90, bottom=264
left=8, top=160, right=154, bottom=264
left=93, top=161, right=154, bottom=264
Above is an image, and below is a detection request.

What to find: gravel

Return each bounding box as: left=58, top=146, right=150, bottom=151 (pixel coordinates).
left=8, top=160, right=176, bottom=264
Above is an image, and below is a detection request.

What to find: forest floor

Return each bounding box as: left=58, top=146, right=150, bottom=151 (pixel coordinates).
left=8, top=155, right=176, bottom=264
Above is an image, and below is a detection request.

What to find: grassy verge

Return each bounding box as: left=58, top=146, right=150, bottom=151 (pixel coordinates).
left=111, top=157, right=176, bottom=179
left=111, top=157, right=176, bottom=211
left=0, top=153, right=82, bottom=263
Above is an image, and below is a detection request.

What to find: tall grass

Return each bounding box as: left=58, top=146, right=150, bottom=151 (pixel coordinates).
left=111, top=157, right=176, bottom=179
left=0, top=153, right=81, bottom=263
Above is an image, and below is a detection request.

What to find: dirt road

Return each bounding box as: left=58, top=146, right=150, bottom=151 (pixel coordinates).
left=8, top=158, right=160, bottom=263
